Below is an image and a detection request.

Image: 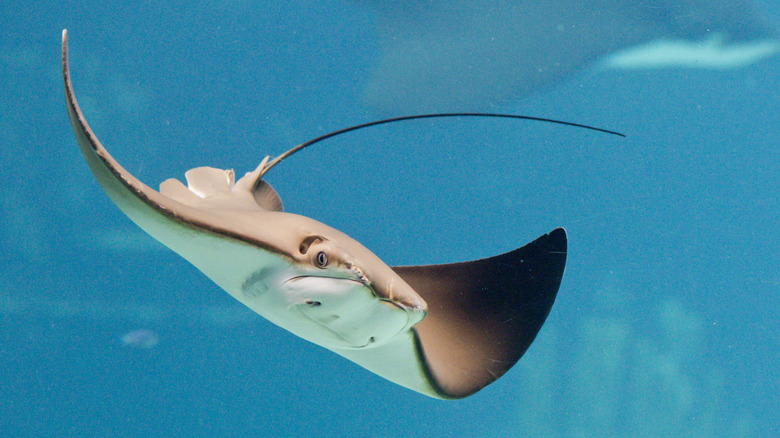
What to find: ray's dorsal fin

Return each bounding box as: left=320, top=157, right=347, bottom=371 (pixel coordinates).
left=392, top=228, right=567, bottom=399
left=240, top=157, right=284, bottom=212
left=253, top=180, right=284, bottom=212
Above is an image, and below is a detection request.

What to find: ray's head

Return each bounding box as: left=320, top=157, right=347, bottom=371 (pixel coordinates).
left=157, top=163, right=428, bottom=351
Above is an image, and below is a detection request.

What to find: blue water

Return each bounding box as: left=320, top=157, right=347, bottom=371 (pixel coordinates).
left=2, top=1, right=778, bottom=436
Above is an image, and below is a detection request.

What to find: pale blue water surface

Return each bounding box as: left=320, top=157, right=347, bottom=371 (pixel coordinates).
left=1, top=1, right=778, bottom=436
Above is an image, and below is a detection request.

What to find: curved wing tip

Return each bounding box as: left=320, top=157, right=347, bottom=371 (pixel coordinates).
left=548, top=227, right=568, bottom=247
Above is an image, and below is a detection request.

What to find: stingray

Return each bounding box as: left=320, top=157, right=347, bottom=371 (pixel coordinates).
left=357, top=0, right=779, bottom=112
left=61, top=30, right=621, bottom=399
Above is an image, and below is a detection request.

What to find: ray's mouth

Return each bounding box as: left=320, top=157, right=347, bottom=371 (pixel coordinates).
left=282, top=274, right=378, bottom=303
left=283, top=263, right=370, bottom=288
left=283, top=274, right=366, bottom=287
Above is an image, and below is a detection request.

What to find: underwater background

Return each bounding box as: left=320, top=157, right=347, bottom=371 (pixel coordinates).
left=1, top=1, right=778, bottom=436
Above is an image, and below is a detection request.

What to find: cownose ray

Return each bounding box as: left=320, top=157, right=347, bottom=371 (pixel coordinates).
left=356, top=0, right=779, bottom=112
left=61, top=30, right=622, bottom=399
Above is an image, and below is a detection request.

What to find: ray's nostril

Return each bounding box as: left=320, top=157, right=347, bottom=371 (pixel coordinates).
left=304, top=299, right=321, bottom=307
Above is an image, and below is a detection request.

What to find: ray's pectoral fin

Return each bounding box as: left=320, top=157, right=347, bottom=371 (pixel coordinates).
left=393, top=228, right=566, bottom=399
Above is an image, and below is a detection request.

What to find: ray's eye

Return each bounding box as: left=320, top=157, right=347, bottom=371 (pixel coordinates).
left=315, top=251, right=328, bottom=268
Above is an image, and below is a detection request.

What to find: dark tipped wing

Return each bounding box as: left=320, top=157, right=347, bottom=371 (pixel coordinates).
left=393, top=228, right=567, bottom=398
